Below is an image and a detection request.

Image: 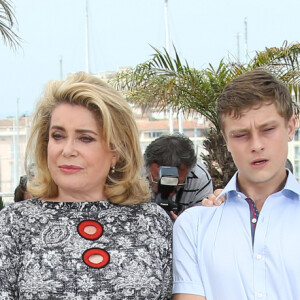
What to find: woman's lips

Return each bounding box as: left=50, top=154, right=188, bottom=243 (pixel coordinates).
left=59, top=165, right=83, bottom=174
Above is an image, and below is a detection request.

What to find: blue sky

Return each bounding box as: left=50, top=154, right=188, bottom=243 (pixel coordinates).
left=0, top=0, right=299, bottom=118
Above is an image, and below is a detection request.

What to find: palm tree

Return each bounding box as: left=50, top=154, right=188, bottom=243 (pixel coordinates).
left=112, top=42, right=300, bottom=188
left=0, top=0, right=21, bottom=50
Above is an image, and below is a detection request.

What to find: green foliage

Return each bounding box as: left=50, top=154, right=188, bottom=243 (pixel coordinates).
left=112, top=41, right=300, bottom=188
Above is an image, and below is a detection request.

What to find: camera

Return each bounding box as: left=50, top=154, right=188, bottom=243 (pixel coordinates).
left=155, top=166, right=181, bottom=214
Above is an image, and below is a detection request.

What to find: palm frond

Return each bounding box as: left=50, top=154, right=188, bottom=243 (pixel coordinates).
left=111, top=41, right=300, bottom=127
left=111, top=42, right=300, bottom=188
left=0, top=0, right=22, bottom=50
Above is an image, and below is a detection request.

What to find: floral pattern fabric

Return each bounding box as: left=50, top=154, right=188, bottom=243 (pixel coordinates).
left=0, top=198, right=173, bottom=299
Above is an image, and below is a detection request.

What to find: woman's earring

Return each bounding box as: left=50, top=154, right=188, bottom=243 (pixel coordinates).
left=111, top=166, right=115, bottom=174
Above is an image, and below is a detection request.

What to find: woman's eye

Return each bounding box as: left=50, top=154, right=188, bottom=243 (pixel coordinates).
left=80, top=136, right=95, bottom=143
left=51, top=132, right=64, bottom=140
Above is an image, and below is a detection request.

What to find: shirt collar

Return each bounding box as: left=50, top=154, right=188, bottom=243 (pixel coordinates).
left=219, top=169, right=300, bottom=199
left=284, top=169, right=300, bottom=195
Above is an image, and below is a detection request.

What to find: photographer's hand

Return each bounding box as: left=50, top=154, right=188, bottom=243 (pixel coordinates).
left=202, top=189, right=225, bottom=206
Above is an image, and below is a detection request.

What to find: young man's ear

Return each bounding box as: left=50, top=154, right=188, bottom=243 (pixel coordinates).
left=287, top=116, right=296, bottom=141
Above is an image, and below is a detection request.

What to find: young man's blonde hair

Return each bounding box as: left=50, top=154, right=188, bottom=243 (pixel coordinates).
left=25, top=72, right=150, bottom=205
left=217, top=69, right=293, bottom=132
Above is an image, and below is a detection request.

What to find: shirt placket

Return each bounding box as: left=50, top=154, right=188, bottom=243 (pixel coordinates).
left=245, top=197, right=267, bottom=299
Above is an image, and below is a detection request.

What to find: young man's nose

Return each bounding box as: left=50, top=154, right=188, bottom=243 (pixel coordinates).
left=251, top=133, right=264, bottom=152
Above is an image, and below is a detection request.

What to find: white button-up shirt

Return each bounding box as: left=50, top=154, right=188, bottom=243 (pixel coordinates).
left=173, top=171, right=300, bottom=299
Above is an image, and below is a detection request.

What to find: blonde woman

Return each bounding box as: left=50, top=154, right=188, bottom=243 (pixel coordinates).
left=0, top=72, right=172, bottom=299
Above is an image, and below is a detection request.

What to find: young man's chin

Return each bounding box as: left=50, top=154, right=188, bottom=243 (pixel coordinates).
left=240, top=168, right=286, bottom=185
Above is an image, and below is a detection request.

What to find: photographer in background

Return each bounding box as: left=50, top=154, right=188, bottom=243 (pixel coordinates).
left=14, top=175, right=32, bottom=202
left=144, top=133, right=213, bottom=220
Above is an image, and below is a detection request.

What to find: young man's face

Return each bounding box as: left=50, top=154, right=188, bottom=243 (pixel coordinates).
left=222, top=103, right=295, bottom=190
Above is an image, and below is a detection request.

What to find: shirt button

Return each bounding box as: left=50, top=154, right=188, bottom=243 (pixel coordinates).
left=257, top=292, right=263, bottom=298
left=237, top=194, right=242, bottom=198
left=252, top=218, right=257, bottom=223
left=256, top=254, right=262, bottom=260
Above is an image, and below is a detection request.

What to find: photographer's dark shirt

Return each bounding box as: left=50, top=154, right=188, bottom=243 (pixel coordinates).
left=151, top=161, right=213, bottom=215
left=177, top=162, right=213, bottom=213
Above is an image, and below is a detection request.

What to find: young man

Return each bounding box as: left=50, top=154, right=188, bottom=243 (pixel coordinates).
left=172, top=69, right=300, bottom=299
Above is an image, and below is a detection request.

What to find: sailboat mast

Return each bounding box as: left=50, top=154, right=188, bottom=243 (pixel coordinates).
left=164, top=0, right=170, bottom=53
left=85, top=0, right=90, bottom=73
left=164, top=0, right=174, bottom=133
left=244, top=17, right=248, bottom=64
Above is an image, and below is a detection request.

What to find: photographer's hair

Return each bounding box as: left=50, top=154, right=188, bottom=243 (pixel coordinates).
left=25, top=72, right=150, bottom=205
left=144, top=133, right=197, bottom=169
left=217, top=69, right=293, bottom=132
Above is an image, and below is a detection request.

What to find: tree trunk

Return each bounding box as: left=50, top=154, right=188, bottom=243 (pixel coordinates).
left=201, top=128, right=237, bottom=189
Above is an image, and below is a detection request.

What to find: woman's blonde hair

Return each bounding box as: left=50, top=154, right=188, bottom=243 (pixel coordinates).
left=25, top=72, right=150, bottom=205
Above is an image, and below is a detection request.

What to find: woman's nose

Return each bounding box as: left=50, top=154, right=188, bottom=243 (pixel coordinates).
left=62, top=139, right=78, bottom=157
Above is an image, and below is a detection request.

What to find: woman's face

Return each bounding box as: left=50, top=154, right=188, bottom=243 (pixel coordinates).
left=47, top=103, right=117, bottom=201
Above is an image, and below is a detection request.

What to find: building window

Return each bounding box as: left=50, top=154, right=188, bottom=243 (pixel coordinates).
left=149, top=132, right=163, bottom=138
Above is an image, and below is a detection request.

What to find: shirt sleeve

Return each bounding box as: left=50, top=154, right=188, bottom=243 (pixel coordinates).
left=0, top=206, right=20, bottom=298
left=172, top=210, right=205, bottom=296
